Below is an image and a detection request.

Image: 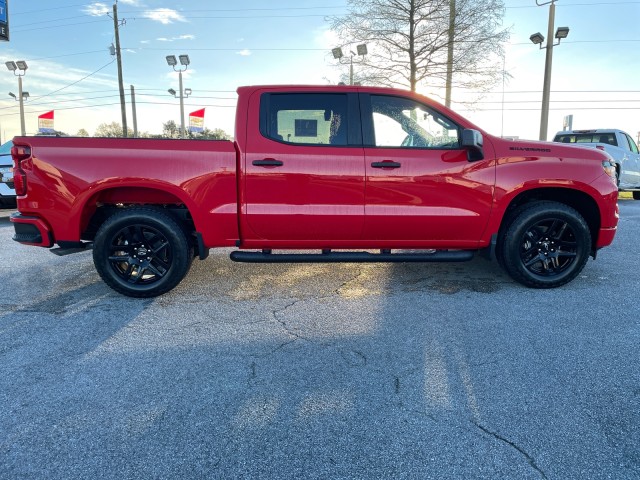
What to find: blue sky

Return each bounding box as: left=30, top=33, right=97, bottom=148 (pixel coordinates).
left=1, top=0, right=639, bottom=142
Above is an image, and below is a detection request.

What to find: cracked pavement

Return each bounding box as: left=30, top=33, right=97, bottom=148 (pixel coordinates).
left=0, top=202, right=639, bottom=479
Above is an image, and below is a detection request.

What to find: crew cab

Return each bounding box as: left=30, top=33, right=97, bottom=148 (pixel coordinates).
left=553, top=129, right=640, bottom=197
left=10, top=85, right=619, bottom=297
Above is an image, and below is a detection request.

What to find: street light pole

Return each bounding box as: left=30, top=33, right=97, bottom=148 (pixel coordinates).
left=18, top=75, right=26, bottom=136
left=5, top=60, right=28, bottom=136
left=531, top=0, right=569, bottom=141
left=539, top=1, right=556, bottom=142
left=166, top=54, right=191, bottom=139
left=332, top=44, right=367, bottom=85
left=178, top=69, right=185, bottom=138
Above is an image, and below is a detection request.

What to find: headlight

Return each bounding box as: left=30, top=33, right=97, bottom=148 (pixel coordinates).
left=602, top=161, right=616, bottom=180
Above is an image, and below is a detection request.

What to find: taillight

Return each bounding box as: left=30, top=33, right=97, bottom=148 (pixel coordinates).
left=11, top=145, right=31, bottom=161
left=11, top=144, right=31, bottom=196
left=13, top=169, right=26, bottom=196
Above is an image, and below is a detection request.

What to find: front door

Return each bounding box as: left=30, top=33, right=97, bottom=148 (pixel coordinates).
left=360, top=93, right=495, bottom=247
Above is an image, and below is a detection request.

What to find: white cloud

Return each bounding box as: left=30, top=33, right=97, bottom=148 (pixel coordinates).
left=156, top=34, right=195, bottom=43
left=315, top=28, right=340, bottom=49
left=237, top=49, right=251, bottom=57
left=143, top=8, right=186, bottom=24
left=119, top=0, right=142, bottom=4
left=83, top=2, right=109, bottom=16
left=165, top=69, right=195, bottom=81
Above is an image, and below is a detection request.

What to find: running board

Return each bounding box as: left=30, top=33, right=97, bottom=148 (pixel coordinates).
left=230, top=249, right=474, bottom=263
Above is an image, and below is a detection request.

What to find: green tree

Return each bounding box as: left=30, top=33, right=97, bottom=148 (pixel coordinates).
left=76, top=128, right=90, bottom=137
left=192, top=128, right=232, bottom=140
left=162, top=120, right=181, bottom=139
left=94, top=122, right=134, bottom=138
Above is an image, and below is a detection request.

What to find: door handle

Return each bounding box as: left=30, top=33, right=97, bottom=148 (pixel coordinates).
left=252, top=159, right=284, bottom=167
left=371, top=161, right=401, bottom=168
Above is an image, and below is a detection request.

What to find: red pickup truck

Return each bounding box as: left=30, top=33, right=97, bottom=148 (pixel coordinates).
left=10, top=85, right=619, bottom=297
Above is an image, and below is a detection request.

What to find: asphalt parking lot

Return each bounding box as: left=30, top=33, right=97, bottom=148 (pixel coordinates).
left=0, top=201, right=638, bottom=479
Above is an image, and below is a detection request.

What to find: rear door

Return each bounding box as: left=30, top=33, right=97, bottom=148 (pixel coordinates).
left=243, top=91, right=365, bottom=241
left=360, top=93, right=494, bottom=246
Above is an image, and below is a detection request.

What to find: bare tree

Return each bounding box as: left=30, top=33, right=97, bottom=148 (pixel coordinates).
left=329, top=0, right=509, bottom=96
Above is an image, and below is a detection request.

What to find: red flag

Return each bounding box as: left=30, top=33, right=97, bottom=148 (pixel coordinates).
left=38, top=111, right=55, bottom=133
left=189, top=108, right=205, bottom=132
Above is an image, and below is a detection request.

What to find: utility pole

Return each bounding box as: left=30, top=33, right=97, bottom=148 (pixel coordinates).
left=130, top=85, right=138, bottom=138
left=445, top=0, right=455, bottom=108
left=112, top=2, right=127, bottom=137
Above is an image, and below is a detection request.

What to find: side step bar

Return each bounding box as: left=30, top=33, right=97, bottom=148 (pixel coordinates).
left=230, top=249, right=474, bottom=263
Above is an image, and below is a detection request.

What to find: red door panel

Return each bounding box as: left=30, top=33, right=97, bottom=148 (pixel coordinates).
left=364, top=148, right=494, bottom=245
left=242, top=91, right=365, bottom=243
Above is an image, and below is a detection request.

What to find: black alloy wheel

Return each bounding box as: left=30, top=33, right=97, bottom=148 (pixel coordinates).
left=501, top=201, right=591, bottom=288
left=93, top=207, right=193, bottom=297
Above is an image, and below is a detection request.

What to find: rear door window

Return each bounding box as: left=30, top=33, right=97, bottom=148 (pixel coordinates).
left=554, top=133, right=618, bottom=146
left=260, top=93, right=354, bottom=146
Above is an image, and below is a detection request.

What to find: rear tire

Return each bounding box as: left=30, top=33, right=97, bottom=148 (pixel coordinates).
left=500, top=201, right=591, bottom=288
left=93, top=207, right=193, bottom=297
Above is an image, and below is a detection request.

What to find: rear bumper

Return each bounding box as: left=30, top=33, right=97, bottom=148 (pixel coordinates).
left=10, top=212, right=54, bottom=247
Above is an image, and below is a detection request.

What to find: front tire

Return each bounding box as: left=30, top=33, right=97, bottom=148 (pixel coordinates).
left=93, top=207, right=193, bottom=297
left=501, top=201, right=591, bottom=288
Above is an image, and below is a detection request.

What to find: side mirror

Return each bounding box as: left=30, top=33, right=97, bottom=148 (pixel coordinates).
left=461, top=129, right=484, bottom=161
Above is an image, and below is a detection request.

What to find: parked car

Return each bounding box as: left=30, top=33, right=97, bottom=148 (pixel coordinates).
left=553, top=129, right=640, bottom=198
left=0, top=140, right=16, bottom=208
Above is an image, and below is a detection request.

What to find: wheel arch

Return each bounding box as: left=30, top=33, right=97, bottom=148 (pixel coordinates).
left=497, top=187, right=601, bottom=253
left=78, top=186, right=198, bottom=243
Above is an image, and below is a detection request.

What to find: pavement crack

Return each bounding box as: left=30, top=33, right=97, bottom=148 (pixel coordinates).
left=272, top=298, right=305, bottom=340
left=472, top=421, right=548, bottom=480
left=334, top=266, right=366, bottom=296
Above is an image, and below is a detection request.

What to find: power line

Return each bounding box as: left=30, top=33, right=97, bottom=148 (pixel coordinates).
left=2, top=101, right=237, bottom=117
left=29, top=60, right=116, bottom=102
left=10, top=3, right=94, bottom=15
left=26, top=50, right=110, bottom=62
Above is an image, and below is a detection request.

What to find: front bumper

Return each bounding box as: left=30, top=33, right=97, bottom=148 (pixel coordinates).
left=596, top=226, right=617, bottom=248
left=10, top=212, right=54, bottom=247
